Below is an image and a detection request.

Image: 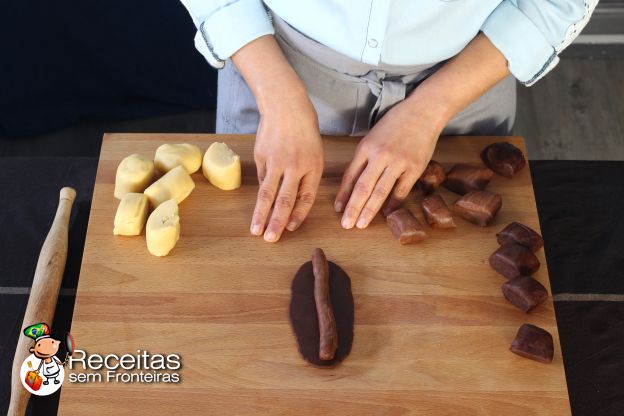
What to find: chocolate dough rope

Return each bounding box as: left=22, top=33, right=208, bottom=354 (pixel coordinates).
left=312, top=248, right=338, bottom=361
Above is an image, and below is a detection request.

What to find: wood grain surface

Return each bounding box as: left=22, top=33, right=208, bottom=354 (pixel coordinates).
left=59, top=134, right=570, bottom=415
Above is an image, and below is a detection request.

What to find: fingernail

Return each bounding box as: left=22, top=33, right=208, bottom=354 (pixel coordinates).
left=334, top=201, right=343, bottom=213
left=264, top=230, right=277, bottom=242
left=251, top=224, right=262, bottom=235
left=356, top=217, right=367, bottom=229
left=341, top=216, right=353, bottom=229
left=286, top=221, right=298, bottom=231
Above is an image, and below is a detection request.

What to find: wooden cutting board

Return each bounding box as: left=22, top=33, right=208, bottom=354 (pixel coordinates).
left=59, top=134, right=570, bottom=415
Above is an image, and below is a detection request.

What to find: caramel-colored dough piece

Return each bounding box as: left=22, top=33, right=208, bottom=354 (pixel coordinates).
left=113, top=193, right=149, bottom=236
left=289, top=259, right=354, bottom=368
left=114, top=154, right=155, bottom=199
left=386, top=208, right=427, bottom=244
left=312, top=248, right=338, bottom=361
left=144, top=165, right=195, bottom=207
left=489, top=243, right=540, bottom=279
left=497, top=222, right=544, bottom=252
left=501, top=275, right=548, bottom=313
left=453, top=191, right=502, bottom=227
left=510, top=323, right=554, bottom=364
left=444, top=164, right=493, bottom=195
left=422, top=195, right=456, bottom=229
left=154, top=143, right=202, bottom=173
left=146, top=199, right=180, bottom=257
left=416, top=160, right=446, bottom=195
left=481, top=142, right=526, bottom=178
left=202, top=142, right=241, bottom=191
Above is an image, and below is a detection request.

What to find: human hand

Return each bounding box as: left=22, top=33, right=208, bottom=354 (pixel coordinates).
left=230, top=35, right=324, bottom=242
left=334, top=98, right=445, bottom=228
left=251, top=92, right=323, bottom=242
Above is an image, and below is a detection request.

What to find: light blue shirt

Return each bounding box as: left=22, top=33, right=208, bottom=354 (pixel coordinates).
left=180, top=0, right=597, bottom=86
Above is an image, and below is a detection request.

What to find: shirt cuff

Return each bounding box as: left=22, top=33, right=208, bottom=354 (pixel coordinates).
left=201, top=0, right=274, bottom=60
left=481, top=1, right=559, bottom=86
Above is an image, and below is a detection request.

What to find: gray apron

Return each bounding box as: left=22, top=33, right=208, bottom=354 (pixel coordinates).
left=217, top=14, right=516, bottom=136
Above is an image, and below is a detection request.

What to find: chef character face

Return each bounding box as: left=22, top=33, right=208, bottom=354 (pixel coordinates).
left=23, top=322, right=66, bottom=386
left=30, top=337, right=61, bottom=359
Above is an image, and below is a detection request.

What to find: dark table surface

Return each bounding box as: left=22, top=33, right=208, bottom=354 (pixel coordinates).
left=0, top=157, right=622, bottom=416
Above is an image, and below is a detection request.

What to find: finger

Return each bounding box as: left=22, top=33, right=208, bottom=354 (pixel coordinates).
left=334, top=150, right=368, bottom=213
left=250, top=169, right=281, bottom=236
left=286, top=171, right=321, bottom=231
left=356, top=167, right=404, bottom=228
left=264, top=174, right=301, bottom=242
left=256, top=161, right=267, bottom=185
left=341, top=162, right=386, bottom=229
left=254, top=150, right=267, bottom=185
left=380, top=171, right=420, bottom=217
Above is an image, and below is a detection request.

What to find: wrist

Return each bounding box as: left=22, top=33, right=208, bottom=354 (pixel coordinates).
left=403, top=88, right=451, bottom=134
left=255, top=78, right=310, bottom=115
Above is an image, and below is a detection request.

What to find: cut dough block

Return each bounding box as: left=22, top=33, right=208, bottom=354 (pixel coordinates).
left=202, top=142, right=241, bottom=190
left=154, top=143, right=202, bottom=173
left=144, top=165, right=195, bottom=207
left=113, top=193, right=149, bottom=236
left=114, top=154, right=155, bottom=199
left=146, top=199, right=180, bottom=257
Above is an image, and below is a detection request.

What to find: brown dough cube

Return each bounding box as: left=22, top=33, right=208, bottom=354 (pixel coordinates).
left=489, top=243, right=540, bottom=279
left=386, top=208, right=427, bottom=244
left=417, top=160, right=446, bottom=195
left=422, top=195, right=456, bottom=229
left=452, top=191, right=502, bottom=227
left=497, top=222, right=544, bottom=252
left=481, top=142, right=526, bottom=178
left=501, top=275, right=548, bottom=313
left=444, top=164, right=494, bottom=195
left=510, top=324, right=554, bottom=364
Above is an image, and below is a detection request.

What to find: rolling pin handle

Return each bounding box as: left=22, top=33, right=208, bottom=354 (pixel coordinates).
left=60, top=187, right=77, bottom=203
left=8, top=187, right=76, bottom=416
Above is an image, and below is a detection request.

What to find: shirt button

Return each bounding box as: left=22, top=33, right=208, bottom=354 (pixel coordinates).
left=368, top=38, right=378, bottom=48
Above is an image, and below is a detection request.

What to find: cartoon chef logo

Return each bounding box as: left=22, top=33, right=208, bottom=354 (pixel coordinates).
left=19, top=323, right=74, bottom=396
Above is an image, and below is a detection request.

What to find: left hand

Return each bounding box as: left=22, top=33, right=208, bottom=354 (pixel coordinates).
left=334, top=32, right=510, bottom=229
left=334, top=98, right=445, bottom=229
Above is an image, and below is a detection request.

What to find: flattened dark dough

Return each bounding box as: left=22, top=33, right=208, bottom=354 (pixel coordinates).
left=289, top=260, right=354, bottom=367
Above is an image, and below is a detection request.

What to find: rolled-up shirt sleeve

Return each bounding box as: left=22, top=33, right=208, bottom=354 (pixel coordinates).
left=481, top=0, right=598, bottom=86
left=180, top=0, right=274, bottom=67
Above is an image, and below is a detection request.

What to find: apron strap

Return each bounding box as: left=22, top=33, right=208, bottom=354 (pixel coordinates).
left=363, top=71, right=407, bottom=128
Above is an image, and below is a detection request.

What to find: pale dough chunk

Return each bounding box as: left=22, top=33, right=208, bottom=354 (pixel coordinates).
left=113, top=193, right=149, bottom=236
left=114, top=154, right=155, bottom=199
left=146, top=199, right=180, bottom=257
left=202, top=142, right=241, bottom=191
left=154, top=143, right=202, bottom=173
left=144, top=165, right=195, bottom=207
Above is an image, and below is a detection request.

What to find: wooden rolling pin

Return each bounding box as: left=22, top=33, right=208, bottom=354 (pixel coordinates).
left=8, top=187, right=76, bottom=416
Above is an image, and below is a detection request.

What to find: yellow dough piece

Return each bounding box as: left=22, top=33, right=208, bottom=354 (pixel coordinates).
left=202, top=142, right=241, bottom=190
left=154, top=143, right=202, bottom=173
left=146, top=199, right=180, bottom=257
left=114, top=154, right=155, bottom=199
left=144, top=165, right=195, bottom=207
left=113, top=193, right=149, bottom=236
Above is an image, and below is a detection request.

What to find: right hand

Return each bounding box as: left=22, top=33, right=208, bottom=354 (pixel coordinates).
left=251, top=91, right=323, bottom=242
left=230, top=35, right=323, bottom=242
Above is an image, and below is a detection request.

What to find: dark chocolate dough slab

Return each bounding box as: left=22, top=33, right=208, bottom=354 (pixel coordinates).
left=289, top=260, right=354, bottom=367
